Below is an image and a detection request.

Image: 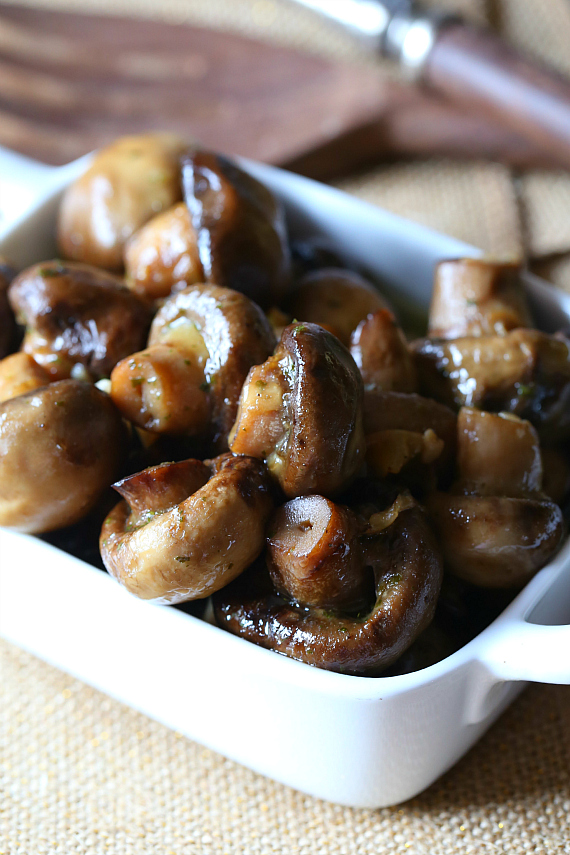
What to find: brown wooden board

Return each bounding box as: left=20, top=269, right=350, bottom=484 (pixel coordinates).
left=0, top=3, right=562, bottom=175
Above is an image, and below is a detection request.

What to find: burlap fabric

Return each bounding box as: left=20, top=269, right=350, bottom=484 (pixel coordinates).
left=2, top=1, right=570, bottom=852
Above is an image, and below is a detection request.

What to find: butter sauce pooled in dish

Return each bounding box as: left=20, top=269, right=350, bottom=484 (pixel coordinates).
left=0, top=134, right=568, bottom=682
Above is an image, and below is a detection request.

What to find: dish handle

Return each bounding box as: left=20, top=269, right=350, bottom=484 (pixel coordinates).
left=0, top=146, right=59, bottom=231
left=479, top=617, right=570, bottom=685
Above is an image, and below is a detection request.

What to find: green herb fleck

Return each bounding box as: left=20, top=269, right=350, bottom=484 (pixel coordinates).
left=517, top=383, right=534, bottom=398
left=200, top=381, right=210, bottom=393
left=175, top=556, right=191, bottom=563
left=131, top=377, right=144, bottom=388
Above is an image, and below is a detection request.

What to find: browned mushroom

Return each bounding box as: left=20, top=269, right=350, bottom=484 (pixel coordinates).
left=229, top=322, right=365, bottom=498
left=413, top=328, right=570, bottom=440
left=267, top=496, right=370, bottom=612
left=181, top=150, right=291, bottom=308
left=428, top=258, right=533, bottom=339
left=541, top=446, right=570, bottom=506
left=0, top=352, right=51, bottom=403
left=111, top=283, right=276, bottom=447
left=214, top=496, right=443, bottom=676
left=427, top=493, right=563, bottom=588
left=124, top=203, right=203, bottom=300
left=100, top=454, right=273, bottom=604
left=0, top=380, right=126, bottom=533
left=0, top=258, right=17, bottom=359
left=350, top=308, right=416, bottom=392
left=58, top=133, right=187, bottom=271
left=8, top=260, right=151, bottom=380
left=364, top=390, right=457, bottom=486
left=285, top=268, right=389, bottom=346
left=427, top=407, right=564, bottom=587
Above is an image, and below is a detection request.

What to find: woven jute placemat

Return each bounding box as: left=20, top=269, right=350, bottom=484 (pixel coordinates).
left=2, top=1, right=570, bottom=852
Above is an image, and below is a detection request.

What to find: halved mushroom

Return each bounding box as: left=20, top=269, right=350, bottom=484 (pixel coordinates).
left=0, top=352, right=50, bottom=403
left=350, top=308, right=416, bottom=392
left=124, top=203, right=202, bottom=300
left=9, top=260, right=151, bottom=380
left=112, top=283, right=276, bottom=447
left=58, top=133, right=187, bottom=271
left=181, top=150, right=291, bottom=308
left=428, top=258, right=532, bottom=339
left=214, top=497, right=443, bottom=676
left=0, top=380, right=126, bottom=533
left=0, top=258, right=17, bottom=359
left=229, top=322, right=365, bottom=498
left=413, top=328, right=570, bottom=440
left=100, top=454, right=273, bottom=604
left=285, top=268, right=389, bottom=346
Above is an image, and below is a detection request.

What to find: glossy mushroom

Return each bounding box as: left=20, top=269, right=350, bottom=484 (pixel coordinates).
left=428, top=258, right=532, bottom=339
left=229, top=322, right=365, bottom=498
left=350, top=308, right=416, bottom=392
left=214, top=497, right=443, bottom=676
left=112, top=283, right=276, bottom=447
left=413, top=328, right=570, bottom=441
left=181, top=150, right=291, bottom=308
left=286, top=268, right=389, bottom=346
left=58, top=133, right=187, bottom=271
left=0, top=380, right=126, bottom=533
left=427, top=407, right=564, bottom=587
left=124, top=202, right=203, bottom=300
left=100, top=454, right=273, bottom=604
left=9, top=260, right=151, bottom=380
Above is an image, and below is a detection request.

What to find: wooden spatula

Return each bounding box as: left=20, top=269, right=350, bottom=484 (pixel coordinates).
left=0, top=3, right=561, bottom=176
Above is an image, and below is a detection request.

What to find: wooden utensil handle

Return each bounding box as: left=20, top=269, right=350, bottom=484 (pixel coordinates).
left=425, top=24, right=570, bottom=168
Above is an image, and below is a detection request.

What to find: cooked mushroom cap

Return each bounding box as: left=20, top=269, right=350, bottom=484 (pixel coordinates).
left=0, top=380, right=126, bottom=533
left=428, top=258, right=532, bottom=339
left=9, top=260, right=151, bottom=380
left=124, top=202, right=203, bottom=300
left=286, top=268, right=389, bottom=346
left=214, top=502, right=443, bottom=676
left=149, top=283, right=276, bottom=447
left=350, top=308, right=416, bottom=392
left=182, top=150, right=291, bottom=308
left=427, top=493, right=564, bottom=588
left=413, top=329, right=570, bottom=440
left=230, top=322, right=365, bottom=498
left=58, top=133, right=187, bottom=270
left=100, top=454, right=274, bottom=604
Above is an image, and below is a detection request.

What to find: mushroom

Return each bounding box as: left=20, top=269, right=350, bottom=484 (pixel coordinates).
left=285, top=268, right=389, bottom=346
left=0, top=380, right=126, bottom=533
left=100, top=453, right=274, bottom=604
left=428, top=258, right=532, bottom=339
left=267, top=496, right=370, bottom=612
left=350, top=308, right=416, bottom=392
left=0, top=258, right=17, bottom=359
left=124, top=202, right=202, bottom=300
left=8, top=260, right=151, bottom=380
left=427, top=407, right=564, bottom=587
left=181, top=150, right=291, bottom=308
left=229, top=322, right=365, bottom=498
left=214, top=496, right=443, bottom=676
left=58, top=133, right=187, bottom=271
left=413, top=328, right=570, bottom=441
left=541, top=446, right=570, bottom=506
left=111, top=283, right=276, bottom=447
left=0, top=352, right=50, bottom=403
left=363, top=390, right=457, bottom=486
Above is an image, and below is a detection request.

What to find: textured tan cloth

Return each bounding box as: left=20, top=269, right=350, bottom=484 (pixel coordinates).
left=2, top=0, right=570, bottom=852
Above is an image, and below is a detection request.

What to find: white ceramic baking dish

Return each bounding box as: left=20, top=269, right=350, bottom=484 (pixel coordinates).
left=1, top=146, right=570, bottom=809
